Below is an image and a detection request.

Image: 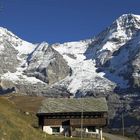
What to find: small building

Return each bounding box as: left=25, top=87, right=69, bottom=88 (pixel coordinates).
left=37, top=97, right=108, bottom=139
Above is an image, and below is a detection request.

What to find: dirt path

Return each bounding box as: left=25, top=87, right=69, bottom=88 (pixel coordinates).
left=103, top=133, right=129, bottom=140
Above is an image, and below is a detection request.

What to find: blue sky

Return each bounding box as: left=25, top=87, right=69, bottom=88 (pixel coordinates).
left=0, top=0, right=140, bottom=44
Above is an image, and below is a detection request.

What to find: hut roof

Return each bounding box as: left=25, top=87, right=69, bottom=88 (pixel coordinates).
left=37, top=97, right=108, bottom=114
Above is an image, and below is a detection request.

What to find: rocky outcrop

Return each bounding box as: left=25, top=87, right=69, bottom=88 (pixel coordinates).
left=131, top=50, right=140, bottom=88
left=0, top=41, right=19, bottom=74
left=25, top=43, right=70, bottom=85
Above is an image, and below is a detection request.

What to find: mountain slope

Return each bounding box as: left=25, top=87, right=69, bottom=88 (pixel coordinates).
left=0, top=97, right=47, bottom=140
left=25, top=42, right=70, bottom=84
left=0, top=29, right=70, bottom=96
left=1, top=96, right=100, bottom=140
left=53, top=41, right=115, bottom=95
left=52, top=14, right=140, bottom=95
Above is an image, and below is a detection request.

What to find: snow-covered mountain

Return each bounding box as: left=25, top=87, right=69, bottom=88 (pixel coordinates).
left=52, top=14, right=140, bottom=95
left=1, top=14, right=140, bottom=97
left=0, top=14, right=140, bottom=136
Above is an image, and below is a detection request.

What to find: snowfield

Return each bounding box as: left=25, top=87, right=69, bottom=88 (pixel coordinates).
left=1, top=14, right=140, bottom=96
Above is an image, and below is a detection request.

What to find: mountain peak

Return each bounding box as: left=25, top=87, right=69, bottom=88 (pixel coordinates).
left=99, top=14, right=140, bottom=45
left=0, top=26, right=21, bottom=43
left=115, top=13, right=140, bottom=30
left=120, top=13, right=139, bottom=18
left=0, top=27, right=15, bottom=37
left=117, top=13, right=140, bottom=21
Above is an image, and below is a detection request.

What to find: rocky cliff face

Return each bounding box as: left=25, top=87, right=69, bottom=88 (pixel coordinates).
left=25, top=42, right=70, bottom=85
left=0, top=41, right=19, bottom=74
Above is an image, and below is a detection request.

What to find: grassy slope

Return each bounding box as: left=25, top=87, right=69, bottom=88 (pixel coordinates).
left=1, top=95, right=135, bottom=140
left=8, top=95, right=44, bottom=113
left=0, top=95, right=133, bottom=140
left=0, top=97, right=47, bottom=140
left=0, top=96, right=102, bottom=140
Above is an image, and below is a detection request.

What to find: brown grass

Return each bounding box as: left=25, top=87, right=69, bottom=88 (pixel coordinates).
left=8, top=95, right=45, bottom=113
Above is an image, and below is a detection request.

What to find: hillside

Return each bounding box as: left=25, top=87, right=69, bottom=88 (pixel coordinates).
left=0, top=95, right=136, bottom=140
left=0, top=96, right=47, bottom=140
left=0, top=96, right=115, bottom=140
left=0, top=96, right=103, bottom=140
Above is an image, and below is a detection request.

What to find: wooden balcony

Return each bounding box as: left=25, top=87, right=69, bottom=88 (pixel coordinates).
left=44, top=118, right=107, bottom=126
left=70, top=118, right=107, bottom=126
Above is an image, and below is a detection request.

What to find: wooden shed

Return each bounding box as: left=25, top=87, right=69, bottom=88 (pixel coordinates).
left=37, top=97, right=108, bottom=139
